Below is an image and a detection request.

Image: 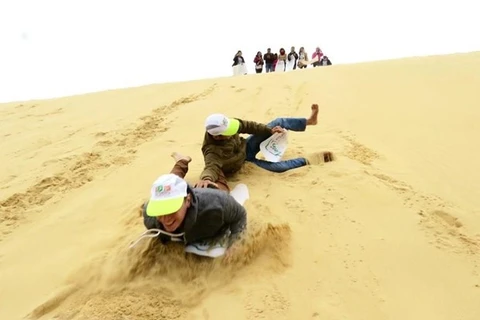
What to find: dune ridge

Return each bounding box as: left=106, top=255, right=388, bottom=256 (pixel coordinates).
left=0, top=51, right=480, bottom=320
left=0, top=85, right=217, bottom=240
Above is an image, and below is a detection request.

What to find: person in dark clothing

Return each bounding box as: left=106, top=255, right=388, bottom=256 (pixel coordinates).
left=195, top=104, right=335, bottom=190
left=317, top=56, right=332, bottom=66
left=288, top=46, right=299, bottom=70
left=232, top=50, right=247, bottom=75
left=139, top=152, right=247, bottom=258
left=263, top=48, right=275, bottom=73
left=232, top=50, right=245, bottom=66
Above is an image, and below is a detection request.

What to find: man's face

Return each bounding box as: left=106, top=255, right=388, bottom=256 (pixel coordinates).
left=156, top=195, right=191, bottom=232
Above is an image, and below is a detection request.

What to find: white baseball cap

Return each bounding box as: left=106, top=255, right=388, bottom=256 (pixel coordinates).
left=205, top=113, right=240, bottom=136
left=145, top=174, right=188, bottom=217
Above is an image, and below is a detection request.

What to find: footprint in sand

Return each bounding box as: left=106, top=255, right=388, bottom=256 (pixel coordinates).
left=342, top=135, right=380, bottom=165
left=306, top=151, right=336, bottom=165
left=431, top=210, right=463, bottom=228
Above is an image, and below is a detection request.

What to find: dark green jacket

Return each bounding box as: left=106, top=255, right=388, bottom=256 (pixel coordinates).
left=200, top=119, right=272, bottom=181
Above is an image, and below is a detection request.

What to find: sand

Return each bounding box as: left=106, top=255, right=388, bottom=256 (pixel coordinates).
left=1, top=51, right=480, bottom=320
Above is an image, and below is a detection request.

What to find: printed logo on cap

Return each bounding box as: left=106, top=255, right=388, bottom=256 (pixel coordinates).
left=155, top=184, right=172, bottom=196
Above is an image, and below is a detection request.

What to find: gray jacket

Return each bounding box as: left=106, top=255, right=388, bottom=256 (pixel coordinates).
left=142, top=185, right=247, bottom=247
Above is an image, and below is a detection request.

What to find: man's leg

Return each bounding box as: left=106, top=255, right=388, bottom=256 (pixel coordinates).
left=250, top=151, right=333, bottom=173
left=170, top=152, right=191, bottom=178
left=267, top=103, right=319, bottom=130
left=251, top=157, right=307, bottom=172
left=267, top=117, right=306, bottom=131
left=173, top=152, right=231, bottom=192
left=245, top=104, right=319, bottom=161
left=213, top=170, right=230, bottom=192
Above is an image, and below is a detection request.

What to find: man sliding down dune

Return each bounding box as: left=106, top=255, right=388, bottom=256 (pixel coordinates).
left=195, top=104, right=334, bottom=190
left=140, top=152, right=247, bottom=259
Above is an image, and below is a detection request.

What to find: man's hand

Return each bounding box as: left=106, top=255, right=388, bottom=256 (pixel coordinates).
left=271, top=126, right=286, bottom=134
left=194, top=180, right=219, bottom=189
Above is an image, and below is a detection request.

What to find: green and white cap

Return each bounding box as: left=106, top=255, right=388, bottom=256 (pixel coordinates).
left=145, top=174, right=188, bottom=217
left=205, top=113, right=240, bottom=136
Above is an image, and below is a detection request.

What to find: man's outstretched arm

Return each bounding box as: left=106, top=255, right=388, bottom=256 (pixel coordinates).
left=236, top=119, right=274, bottom=136
left=198, top=150, right=223, bottom=185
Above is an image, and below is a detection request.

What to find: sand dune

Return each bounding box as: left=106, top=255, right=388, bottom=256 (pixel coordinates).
left=1, top=51, right=480, bottom=320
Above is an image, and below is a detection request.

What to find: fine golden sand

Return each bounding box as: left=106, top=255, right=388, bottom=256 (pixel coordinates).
left=1, top=51, right=479, bottom=320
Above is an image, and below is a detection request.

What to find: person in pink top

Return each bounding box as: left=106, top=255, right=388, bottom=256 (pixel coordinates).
left=312, top=47, right=324, bottom=67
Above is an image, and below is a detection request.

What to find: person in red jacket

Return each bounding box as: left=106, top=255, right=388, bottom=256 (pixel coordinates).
left=277, top=48, right=287, bottom=71
left=312, top=47, right=324, bottom=67
left=253, top=51, right=264, bottom=73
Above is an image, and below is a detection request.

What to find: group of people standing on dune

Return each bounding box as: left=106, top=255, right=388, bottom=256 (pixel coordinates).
left=135, top=104, right=334, bottom=262
left=233, top=46, right=332, bottom=74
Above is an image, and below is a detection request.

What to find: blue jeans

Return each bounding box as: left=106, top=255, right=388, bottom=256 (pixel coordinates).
left=265, top=63, right=274, bottom=73
left=245, top=117, right=307, bottom=172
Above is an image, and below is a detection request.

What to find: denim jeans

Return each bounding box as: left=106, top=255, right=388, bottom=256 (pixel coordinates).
left=245, top=117, right=308, bottom=172
left=265, top=63, right=274, bottom=73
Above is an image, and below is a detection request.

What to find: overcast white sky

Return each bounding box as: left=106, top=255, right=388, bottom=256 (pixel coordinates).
left=0, top=0, right=478, bottom=103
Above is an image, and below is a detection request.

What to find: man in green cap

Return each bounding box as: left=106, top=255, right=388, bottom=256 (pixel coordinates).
left=138, top=152, right=247, bottom=259
left=195, top=103, right=333, bottom=190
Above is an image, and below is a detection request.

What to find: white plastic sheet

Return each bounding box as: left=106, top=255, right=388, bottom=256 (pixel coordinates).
left=259, top=131, right=288, bottom=162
